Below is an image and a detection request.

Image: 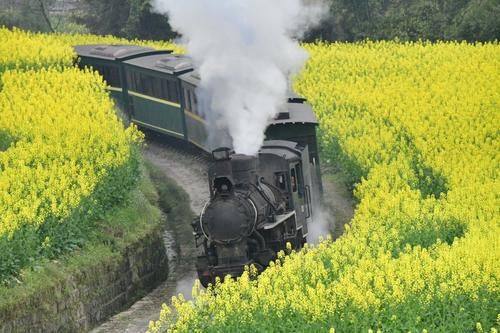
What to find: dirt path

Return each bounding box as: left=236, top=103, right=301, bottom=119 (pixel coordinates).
left=321, top=171, right=356, bottom=240
left=90, top=139, right=209, bottom=333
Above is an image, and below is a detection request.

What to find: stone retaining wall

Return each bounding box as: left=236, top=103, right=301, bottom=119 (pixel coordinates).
left=0, top=224, right=168, bottom=333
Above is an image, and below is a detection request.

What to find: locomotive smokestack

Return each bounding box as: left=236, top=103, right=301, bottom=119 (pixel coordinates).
left=231, top=155, right=258, bottom=186
left=210, top=149, right=258, bottom=194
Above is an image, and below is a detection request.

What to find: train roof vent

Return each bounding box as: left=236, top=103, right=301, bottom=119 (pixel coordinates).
left=287, top=91, right=307, bottom=104
left=287, top=96, right=307, bottom=104
left=89, top=44, right=154, bottom=59
left=276, top=111, right=290, bottom=120
left=155, top=56, right=193, bottom=73
left=192, top=72, right=201, bottom=80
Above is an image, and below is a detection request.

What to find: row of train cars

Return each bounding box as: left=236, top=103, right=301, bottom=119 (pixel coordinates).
left=73, top=44, right=322, bottom=192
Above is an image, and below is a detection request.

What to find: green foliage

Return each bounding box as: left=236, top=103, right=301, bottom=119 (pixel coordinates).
left=455, top=0, right=500, bottom=41
left=307, top=0, right=500, bottom=41
left=53, top=17, right=90, bottom=35
left=74, top=0, right=176, bottom=40
left=2, top=0, right=498, bottom=41
left=0, top=0, right=55, bottom=32
left=0, top=130, right=12, bottom=151
left=144, top=158, right=194, bottom=226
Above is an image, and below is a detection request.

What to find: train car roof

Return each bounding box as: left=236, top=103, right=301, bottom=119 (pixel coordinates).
left=259, top=140, right=304, bottom=161
left=271, top=101, right=318, bottom=126
left=73, top=44, right=172, bottom=61
left=179, top=69, right=201, bottom=86
left=123, top=54, right=194, bottom=75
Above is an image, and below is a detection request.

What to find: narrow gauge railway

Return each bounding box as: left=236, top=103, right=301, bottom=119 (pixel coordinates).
left=73, top=44, right=324, bottom=286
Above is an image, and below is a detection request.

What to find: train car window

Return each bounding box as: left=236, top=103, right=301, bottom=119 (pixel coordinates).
left=139, top=73, right=146, bottom=94
left=101, top=66, right=110, bottom=82
left=160, top=80, right=169, bottom=100
left=126, top=72, right=135, bottom=91
left=134, top=72, right=141, bottom=93
left=152, top=77, right=162, bottom=99
left=165, top=79, right=171, bottom=100
left=110, top=67, right=122, bottom=87
left=186, top=89, right=192, bottom=111
left=141, top=73, right=154, bottom=96
left=133, top=72, right=138, bottom=91
left=290, top=168, right=298, bottom=193
left=128, top=96, right=135, bottom=115
left=184, top=88, right=191, bottom=111
left=106, top=67, right=114, bottom=86
left=147, top=76, right=154, bottom=96
left=275, top=172, right=288, bottom=191
left=168, top=79, right=180, bottom=103
left=191, top=90, right=198, bottom=114
left=296, top=164, right=304, bottom=198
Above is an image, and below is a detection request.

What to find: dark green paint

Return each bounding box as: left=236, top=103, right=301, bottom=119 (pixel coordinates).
left=130, top=96, right=184, bottom=138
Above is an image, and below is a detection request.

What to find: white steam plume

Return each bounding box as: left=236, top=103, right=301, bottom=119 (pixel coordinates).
left=308, top=205, right=332, bottom=245
left=175, top=273, right=198, bottom=300
left=152, top=0, right=328, bottom=155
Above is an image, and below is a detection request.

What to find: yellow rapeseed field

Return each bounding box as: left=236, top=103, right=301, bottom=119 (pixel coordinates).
left=0, top=67, right=141, bottom=237
left=0, top=28, right=156, bottom=280
left=149, top=41, right=499, bottom=332
left=1, top=27, right=497, bottom=331
left=0, top=67, right=143, bottom=280
left=0, top=28, right=73, bottom=74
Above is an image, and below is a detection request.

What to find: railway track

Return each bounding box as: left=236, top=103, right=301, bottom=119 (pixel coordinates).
left=91, top=137, right=210, bottom=333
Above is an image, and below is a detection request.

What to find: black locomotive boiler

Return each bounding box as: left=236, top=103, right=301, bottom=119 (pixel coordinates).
left=193, top=141, right=315, bottom=287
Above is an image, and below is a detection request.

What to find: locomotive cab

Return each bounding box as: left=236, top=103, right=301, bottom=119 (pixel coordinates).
left=193, top=142, right=314, bottom=287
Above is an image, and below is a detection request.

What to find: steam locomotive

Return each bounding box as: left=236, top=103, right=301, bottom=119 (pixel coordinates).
left=73, top=44, right=323, bottom=286
left=194, top=142, right=316, bottom=286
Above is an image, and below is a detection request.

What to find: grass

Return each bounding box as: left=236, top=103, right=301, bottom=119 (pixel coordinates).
left=0, top=157, right=163, bottom=316
left=0, top=129, right=12, bottom=151
left=144, top=159, right=193, bottom=221
left=143, top=158, right=195, bottom=254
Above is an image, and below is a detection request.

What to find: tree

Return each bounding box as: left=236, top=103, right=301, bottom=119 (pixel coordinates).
left=37, top=0, right=54, bottom=32
left=452, top=0, right=500, bottom=41
left=0, top=0, right=56, bottom=32
left=306, top=0, right=499, bottom=42
left=74, top=0, right=176, bottom=40
left=73, top=0, right=130, bottom=36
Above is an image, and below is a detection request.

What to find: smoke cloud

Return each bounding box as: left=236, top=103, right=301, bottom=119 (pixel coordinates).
left=175, top=273, right=198, bottom=300
left=152, top=0, right=328, bottom=155
left=307, top=205, right=332, bottom=244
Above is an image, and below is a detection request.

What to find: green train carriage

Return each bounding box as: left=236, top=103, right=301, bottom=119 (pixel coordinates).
left=122, top=54, right=193, bottom=141
left=73, top=44, right=171, bottom=110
